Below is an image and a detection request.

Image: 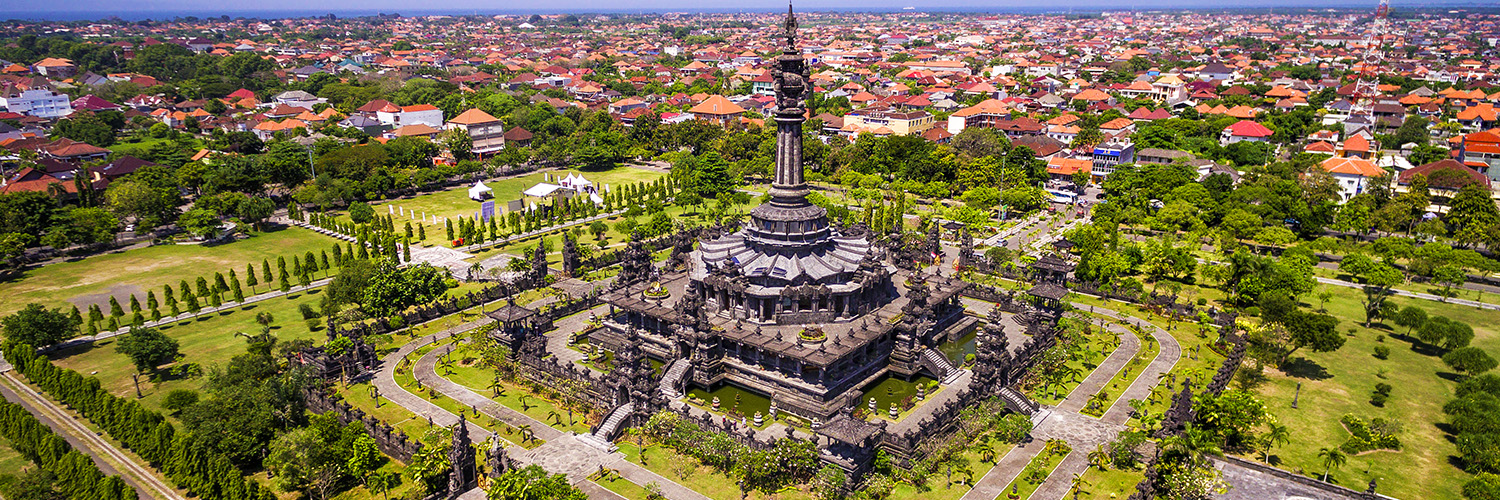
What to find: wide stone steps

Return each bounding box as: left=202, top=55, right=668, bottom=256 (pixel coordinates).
left=919, top=348, right=960, bottom=384
left=578, top=402, right=633, bottom=452
left=997, top=386, right=1039, bottom=416
left=658, top=359, right=691, bottom=398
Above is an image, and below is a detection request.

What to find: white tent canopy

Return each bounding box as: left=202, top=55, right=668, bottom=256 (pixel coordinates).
left=523, top=183, right=561, bottom=197
left=468, top=181, right=493, bottom=201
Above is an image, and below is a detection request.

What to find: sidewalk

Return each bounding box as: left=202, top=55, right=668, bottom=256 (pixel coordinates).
left=48, top=277, right=334, bottom=352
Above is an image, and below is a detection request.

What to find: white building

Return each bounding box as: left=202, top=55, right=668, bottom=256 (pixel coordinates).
left=0, top=88, right=73, bottom=118
left=1320, top=156, right=1385, bottom=204
left=376, top=104, right=444, bottom=128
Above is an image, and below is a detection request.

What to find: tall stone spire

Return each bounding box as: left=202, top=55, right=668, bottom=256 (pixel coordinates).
left=743, top=1, right=830, bottom=253
left=765, top=2, right=812, bottom=206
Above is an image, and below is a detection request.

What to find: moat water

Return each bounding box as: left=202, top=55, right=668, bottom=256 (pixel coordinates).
left=678, top=331, right=969, bottom=423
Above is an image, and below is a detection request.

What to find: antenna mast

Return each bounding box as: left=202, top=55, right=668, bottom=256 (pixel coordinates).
left=1348, top=0, right=1390, bottom=131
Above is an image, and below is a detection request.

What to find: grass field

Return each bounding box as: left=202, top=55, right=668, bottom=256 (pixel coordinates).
left=378, top=167, right=664, bottom=223
left=613, top=441, right=815, bottom=500
left=1241, top=285, right=1496, bottom=500
left=0, top=435, right=33, bottom=477
left=0, top=226, right=336, bottom=317
left=441, top=347, right=597, bottom=435
left=49, top=287, right=331, bottom=417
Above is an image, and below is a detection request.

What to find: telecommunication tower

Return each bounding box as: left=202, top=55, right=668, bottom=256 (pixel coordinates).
left=1348, top=0, right=1390, bottom=129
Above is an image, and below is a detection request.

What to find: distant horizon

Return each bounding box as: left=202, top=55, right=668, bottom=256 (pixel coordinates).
left=4, top=0, right=1497, bottom=23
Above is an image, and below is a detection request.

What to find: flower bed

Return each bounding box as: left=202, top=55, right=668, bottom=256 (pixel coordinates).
left=1339, top=414, right=1402, bottom=454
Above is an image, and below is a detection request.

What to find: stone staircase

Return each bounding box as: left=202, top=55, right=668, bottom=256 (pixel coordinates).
left=919, top=348, right=961, bottom=384
left=997, top=386, right=1040, bottom=416
left=658, top=359, right=691, bottom=398
left=577, top=402, right=633, bottom=452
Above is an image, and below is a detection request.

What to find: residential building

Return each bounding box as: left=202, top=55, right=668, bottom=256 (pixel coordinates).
left=1220, top=120, right=1274, bottom=146
left=377, top=104, right=443, bottom=128
left=946, top=99, right=1010, bottom=134
left=32, top=58, right=76, bottom=78
left=1394, top=159, right=1492, bottom=213
left=446, top=109, right=506, bottom=156
left=842, top=106, right=936, bottom=136
left=1091, top=140, right=1134, bottom=179
left=1320, top=156, right=1385, bottom=203
left=1046, top=157, right=1092, bottom=182
left=0, top=87, right=72, bottom=118
left=1458, top=130, right=1500, bottom=182
left=687, top=95, right=746, bottom=126
left=1136, top=148, right=1193, bottom=164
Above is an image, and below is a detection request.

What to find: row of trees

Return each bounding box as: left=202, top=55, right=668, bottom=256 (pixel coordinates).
left=0, top=400, right=137, bottom=500
left=1, top=342, right=279, bottom=500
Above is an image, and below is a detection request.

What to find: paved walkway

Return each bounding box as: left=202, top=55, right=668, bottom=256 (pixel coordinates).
left=962, top=302, right=1183, bottom=500
left=375, top=318, right=709, bottom=500
left=544, top=304, right=611, bottom=364
left=1315, top=275, right=1500, bottom=311
left=49, top=277, right=334, bottom=352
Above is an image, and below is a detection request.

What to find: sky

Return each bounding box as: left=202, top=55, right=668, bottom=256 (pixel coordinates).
left=5, top=0, right=1485, bottom=20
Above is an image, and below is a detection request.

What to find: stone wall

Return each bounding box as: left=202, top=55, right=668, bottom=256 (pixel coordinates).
left=305, top=387, right=424, bottom=462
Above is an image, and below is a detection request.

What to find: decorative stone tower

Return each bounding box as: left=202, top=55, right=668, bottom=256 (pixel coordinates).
left=447, top=414, right=476, bottom=497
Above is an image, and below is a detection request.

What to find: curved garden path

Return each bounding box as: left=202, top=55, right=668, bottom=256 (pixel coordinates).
left=372, top=315, right=708, bottom=500
left=962, top=301, right=1181, bottom=500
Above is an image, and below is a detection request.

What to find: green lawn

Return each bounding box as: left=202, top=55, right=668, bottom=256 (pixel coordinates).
left=340, top=166, right=665, bottom=248
left=0, top=435, right=33, bottom=476
left=392, top=340, right=536, bottom=448
left=613, top=441, right=815, bottom=500
left=49, top=287, right=331, bottom=417
left=0, top=226, right=336, bottom=316
left=1081, top=319, right=1161, bottom=418
left=1242, top=285, right=1495, bottom=500
left=377, top=167, right=664, bottom=224
left=1026, top=318, right=1119, bottom=407
left=440, top=345, right=596, bottom=435
left=1069, top=294, right=1225, bottom=429
left=998, top=444, right=1070, bottom=500
left=1071, top=463, right=1148, bottom=500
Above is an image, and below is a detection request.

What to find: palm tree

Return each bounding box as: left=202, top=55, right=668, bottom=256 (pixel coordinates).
left=1262, top=423, right=1291, bottom=462
left=972, top=438, right=996, bottom=464
left=1317, top=447, right=1346, bottom=482
left=547, top=410, right=563, bottom=426
left=439, top=356, right=455, bottom=376
left=519, top=394, right=534, bottom=412
left=1062, top=365, right=1084, bottom=383
left=518, top=424, right=535, bottom=445
left=1086, top=444, right=1111, bottom=471
left=1068, top=473, right=1090, bottom=500
left=489, top=375, right=505, bottom=397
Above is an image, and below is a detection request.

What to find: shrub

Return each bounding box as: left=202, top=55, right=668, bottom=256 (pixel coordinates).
left=1374, top=346, right=1390, bottom=360
left=1339, top=414, right=1401, bottom=453
left=298, top=303, right=320, bottom=320
left=162, top=389, right=199, bottom=412
left=1371, top=383, right=1393, bottom=407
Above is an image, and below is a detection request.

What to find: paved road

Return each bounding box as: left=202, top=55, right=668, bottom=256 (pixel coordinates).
left=0, top=372, right=185, bottom=500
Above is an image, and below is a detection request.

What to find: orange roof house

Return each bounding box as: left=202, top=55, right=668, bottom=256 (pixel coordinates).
left=688, top=95, right=745, bottom=126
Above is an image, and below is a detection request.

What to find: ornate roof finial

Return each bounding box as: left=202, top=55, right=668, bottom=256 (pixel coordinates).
left=783, top=2, right=798, bottom=50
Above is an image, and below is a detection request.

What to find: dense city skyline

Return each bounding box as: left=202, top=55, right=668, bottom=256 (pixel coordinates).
left=5, top=0, right=1494, bottom=21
